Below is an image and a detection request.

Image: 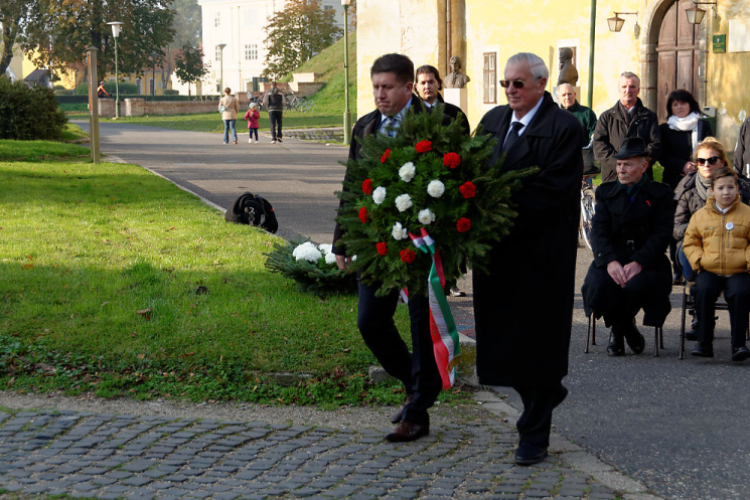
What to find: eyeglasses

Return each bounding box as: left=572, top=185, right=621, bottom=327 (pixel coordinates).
left=696, top=156, right=722, bottom=166
left=500, top=80, right=526, bottom=89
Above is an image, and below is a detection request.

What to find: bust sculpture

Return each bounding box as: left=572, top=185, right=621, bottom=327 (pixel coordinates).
left=557, top=47, right=579, bottom=87
left=444, top=56, right=470, bottom=89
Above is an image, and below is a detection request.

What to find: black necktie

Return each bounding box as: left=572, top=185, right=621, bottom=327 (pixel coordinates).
left=503, top=122, right=524, bottom=152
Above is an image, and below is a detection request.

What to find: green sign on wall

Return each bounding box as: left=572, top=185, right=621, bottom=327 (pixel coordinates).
left=713, top=34, right=726, bottom=53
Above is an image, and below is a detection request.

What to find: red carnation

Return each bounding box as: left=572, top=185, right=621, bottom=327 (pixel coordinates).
left=400, top=249, right=417, bottom=264
left=456, top=217, right=471, bottom=233
left=443, top=152, right=462, bottom=169
left=376, top=242, right=388, bottom=256
left=362, top=179, right=373, bottom=195
left=381, top=149, right=392, bottom=163
left=459, top=181, right=476, bottom=199
left=415, top=140, right=432, bottom=153
left=358, top=206, right=368, bottom=223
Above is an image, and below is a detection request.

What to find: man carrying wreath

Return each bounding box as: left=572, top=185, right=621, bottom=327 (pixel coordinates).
left=332, top=53, right=449, bottom=442
left=475, top=53, right=583, bottom=465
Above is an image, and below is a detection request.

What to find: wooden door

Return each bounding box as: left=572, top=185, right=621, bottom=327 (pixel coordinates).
left=655, top=0, right=701, bottom=123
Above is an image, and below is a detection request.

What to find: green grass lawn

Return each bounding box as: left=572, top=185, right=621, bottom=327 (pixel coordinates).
left=0, top=141, right=462, bottom=406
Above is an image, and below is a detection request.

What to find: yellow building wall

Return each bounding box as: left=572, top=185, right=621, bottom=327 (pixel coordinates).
left=706, top=0, right=750, bottom=148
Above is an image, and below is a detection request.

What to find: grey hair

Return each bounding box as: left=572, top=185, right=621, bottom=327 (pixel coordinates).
left=556, top=83, right=576, bottom=95
left=506, top=52, right=549, bottom=80
left=620, top=71, right=640, bottom=85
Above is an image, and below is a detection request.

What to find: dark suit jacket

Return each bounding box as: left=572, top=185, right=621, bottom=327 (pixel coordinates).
left=593, top=98, right=661, bottom=183
left=434, top=94, right=471, bottom=135
left=659, top=119, right=713, bottom=189
left=473, top=92, right=583, bottom=387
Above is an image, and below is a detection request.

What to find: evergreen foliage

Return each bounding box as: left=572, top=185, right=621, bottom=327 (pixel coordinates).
left=0, top=78, right=67, bottom=140
left=336, top=104, right=536, bottom=296
left=265, top=241, right=357, bottom=298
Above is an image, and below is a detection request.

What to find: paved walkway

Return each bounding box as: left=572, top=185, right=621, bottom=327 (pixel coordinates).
left=63, top=120, right=750, bottom=499
left=0, top=391, right=658, bottom=500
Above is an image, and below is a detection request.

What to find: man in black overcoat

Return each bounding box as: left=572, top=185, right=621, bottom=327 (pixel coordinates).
left=332, top=54, right=445, bottom=443
left=581, top=138, right=674, bottom=356
left=474, top=52, right=583, bottom=466
left=593, top=72, right=661, bottom=183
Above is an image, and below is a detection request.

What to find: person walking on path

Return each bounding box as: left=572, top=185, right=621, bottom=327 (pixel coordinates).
left=474, top=52, right=583, bottom=466
left=333, top=53, right=444, bottom=444
left=593, top=72, right=661, bottom=183
left=682, top=166, right=750, bottom=361
left=243, top=102, right=260, bottom=144
left=219, top=87, right=240, bottom=145
left=263, top=82, right=285, bottom=144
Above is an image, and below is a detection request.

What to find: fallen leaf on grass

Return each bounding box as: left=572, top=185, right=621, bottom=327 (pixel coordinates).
left=136, top=308, right=152, bottom=320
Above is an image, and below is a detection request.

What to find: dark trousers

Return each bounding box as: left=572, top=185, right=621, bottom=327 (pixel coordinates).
left=248, top=128, right=258, bottom=140
left=269, top=111, right=283, bottom=140
left=694, top=271, right=750, bottom=347
left=514, top=383, right=567, bottom=448
left=357, top=280, right=441, bottom=425
left=582, top=263, right=671, bottom=327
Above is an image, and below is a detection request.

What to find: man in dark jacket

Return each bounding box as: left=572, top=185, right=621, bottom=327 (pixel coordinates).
left=582, top=138, right=674, bottom=356
left=593, top=72, right=661, bottom=183
left=414, top=64, right=471, bottom=135
left=557, top=83, right=596, bottom=147
left=262, top=82, right=285, bottom=143
left=475, top=52, right=582, bottom=466
left=333, top=54, right=441, bottom=443
left=735, top=117, right=750, bottom=177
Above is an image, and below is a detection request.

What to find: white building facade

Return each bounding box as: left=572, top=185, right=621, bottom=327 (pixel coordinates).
left=196, top=0, right=345, bottom=95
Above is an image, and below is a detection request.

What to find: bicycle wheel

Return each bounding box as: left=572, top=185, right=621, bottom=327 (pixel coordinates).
left=580, top=185, right=596, bottom=252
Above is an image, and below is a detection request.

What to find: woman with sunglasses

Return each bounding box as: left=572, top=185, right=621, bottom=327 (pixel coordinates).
left=674, top=138, right=750, bottom=285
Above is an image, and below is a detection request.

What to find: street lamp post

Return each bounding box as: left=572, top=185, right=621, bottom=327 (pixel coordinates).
left=341, top=0, right=352, bottom=146
left=218, top=43, right=227, bottom=93
left=107, top=21, right=123, bottom=118
left=587, top=0, right=596, bottom=109
left=151, top=51, right=159, bottom=96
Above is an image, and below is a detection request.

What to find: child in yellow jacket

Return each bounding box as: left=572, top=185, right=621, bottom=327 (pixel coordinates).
left=683, top=166, right=750, bottom=361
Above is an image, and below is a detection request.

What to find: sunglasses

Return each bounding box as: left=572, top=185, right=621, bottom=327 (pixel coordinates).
left=500, top=80, right=528, bottom=89
left=696, top=156, right=722, bottom=166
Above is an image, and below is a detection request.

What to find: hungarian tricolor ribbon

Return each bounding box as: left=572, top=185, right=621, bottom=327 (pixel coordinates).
left=409, top=228, right=461, bottom=389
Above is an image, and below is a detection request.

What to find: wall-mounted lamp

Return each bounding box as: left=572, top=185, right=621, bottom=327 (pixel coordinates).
left=686, top=2, right=718, bottom=25
left=607, top=11, right=638, bottom=32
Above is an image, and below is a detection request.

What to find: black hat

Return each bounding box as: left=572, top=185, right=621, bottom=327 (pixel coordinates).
left=614, top=137, right=649, bottom=159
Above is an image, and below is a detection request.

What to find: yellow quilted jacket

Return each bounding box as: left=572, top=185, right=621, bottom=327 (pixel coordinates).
left=683, top=196, right=750, bottom=276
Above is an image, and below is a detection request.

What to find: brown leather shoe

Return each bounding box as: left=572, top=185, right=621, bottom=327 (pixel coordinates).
left=385, top=421, right=429, bottom=442
left=390, top=395, right=414, bottom=424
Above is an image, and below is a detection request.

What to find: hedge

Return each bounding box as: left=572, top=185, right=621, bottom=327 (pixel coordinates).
left=0, top=79, right=67, bottom=140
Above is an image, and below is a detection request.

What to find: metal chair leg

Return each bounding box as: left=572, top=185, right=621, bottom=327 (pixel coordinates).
left=654, top=327, right=661, bottom=357
left=680, top=286, right=688, bottom=360
left=592, top=313, right=596, bottom=346
left=585, top=314, right=591, bottom=353
left=660, top=326, right=665, bottom=349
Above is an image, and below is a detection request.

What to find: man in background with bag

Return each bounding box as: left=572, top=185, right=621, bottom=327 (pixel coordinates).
left=263, top=82, right=285, bottom=144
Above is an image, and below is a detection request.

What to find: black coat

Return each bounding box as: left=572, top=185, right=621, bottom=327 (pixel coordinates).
left=673, top=172, right=750, bottom=241
left=434, top=94, right=471, bottom=135
left=659, top=119, right=713, bottom=189
left=735, top=117, right=750, bottom=177
left=473, top=92, right=583, bottom=387
left=593, top=98, right=661, bottom=183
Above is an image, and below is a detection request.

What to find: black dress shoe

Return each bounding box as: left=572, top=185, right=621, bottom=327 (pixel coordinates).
left=385, top=421, right=429, bottom=442
left=625, top=327, right=645, bottom=355
left=515, top=442, right=548, bottom=466
left=390, top=395, right=413, bottom=424
left=732, top=346, right=750, bottom=362
left=685, top=317, right=699, bottom=341
left=692, top=343, right=714, bottom=358
left=607, top=340, right=624, bottom=356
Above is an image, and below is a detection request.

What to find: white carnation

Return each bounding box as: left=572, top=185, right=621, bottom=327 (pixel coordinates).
left=318, top=244, right=333, bottom=255
left=373, top=186, right=387, bottom=205
left=352, top=255, right=357, bottom=262
left=395, top=193, right=413, bottom=212
left=324, top=252, right=337, bottom=265
left=418, top=209, right=436, bottom=225
left=391, top=222, right=408, bottom=240
left=427, top=180, right=445, bottom=198
left=292, top=242, right=322, bottom=262
left=399, top=162, right=416, bottom=182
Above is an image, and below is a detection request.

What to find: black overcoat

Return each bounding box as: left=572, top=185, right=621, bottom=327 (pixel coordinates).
left=473, top=92, right=583, bottom=387
left=658, top=119, right=713, bottom=189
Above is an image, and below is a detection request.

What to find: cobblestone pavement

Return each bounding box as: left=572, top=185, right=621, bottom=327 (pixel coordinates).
left=0, top=392, right=659, bottom=500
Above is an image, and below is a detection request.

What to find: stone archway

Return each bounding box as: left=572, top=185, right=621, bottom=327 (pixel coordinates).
left=640, top=0, right=707, bottom=121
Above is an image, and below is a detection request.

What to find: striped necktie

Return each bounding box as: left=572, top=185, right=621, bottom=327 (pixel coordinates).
left=384, top=116, right=399, bottom=138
